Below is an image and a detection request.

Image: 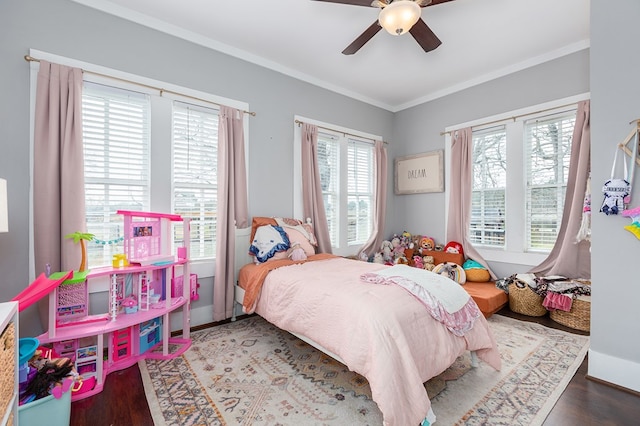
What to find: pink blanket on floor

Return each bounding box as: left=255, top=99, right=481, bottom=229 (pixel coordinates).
left=250, top=257, right=501, bottom=426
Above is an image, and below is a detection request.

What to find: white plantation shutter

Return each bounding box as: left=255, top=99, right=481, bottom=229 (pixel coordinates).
left=347, top=139, right=373, bottom=245
left=470, top=126, right=506, bottom=247
left=317, top=132, right=340, bottom=246
left=173, top=102, right=218, bottom=260
left=316, top=129, right=374, bottom=251
left=82, top=82, right=150, bottom=267
left=525, top=111, right=575, bottom=250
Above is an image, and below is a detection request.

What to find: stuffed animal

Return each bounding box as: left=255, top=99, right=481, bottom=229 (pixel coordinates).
left=418, top=236, right=435, bottom=254
left=432, top=262, right=466, bottom=284
left=381, top=240, right=393, bottom=262
left=444, top=241, right=464, bottom=257
left=394, top=255, right=409, bottom=265
left=463, top=259, right=490, bottom=282
left=422, top=255, right=435, bottom=271
left=288, top=243, right=307, bottom=261
left=373, top=252, right=385, bottom=264
left=400, top=231, right=412, bottom=250
left=409, top=234, right=421, bottom=253
left=413, top=255, right=424, bottom=269
left=391, top=236, right=404, bottom=259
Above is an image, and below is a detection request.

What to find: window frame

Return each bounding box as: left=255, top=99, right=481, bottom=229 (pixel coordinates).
left=293, top=116, right=382, bottom=257
left=28, top=49, right=250, bottom=282
left=444, top=93, right=589, bottom=267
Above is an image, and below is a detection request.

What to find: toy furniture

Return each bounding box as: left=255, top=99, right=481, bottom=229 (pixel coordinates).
left=13, top=211, right=192, bottom=402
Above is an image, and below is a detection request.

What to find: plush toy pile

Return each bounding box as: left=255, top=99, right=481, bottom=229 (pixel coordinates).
left=366, top=231, right=490, bottom=283
left=371, top=231, right=456, bottom=266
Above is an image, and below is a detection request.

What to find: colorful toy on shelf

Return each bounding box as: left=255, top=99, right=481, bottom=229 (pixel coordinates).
left=120, top=297, right=138, bottom=314
left=64, top=231, right=95, bottom=272
left=119, top=210, right=182, bottom=266
left=11, top=210, right=192, bottom=403
left=111, top=253, right=129, bottom=268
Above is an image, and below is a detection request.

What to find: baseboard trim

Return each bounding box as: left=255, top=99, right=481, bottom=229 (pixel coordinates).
left=588, top=349, right=640, bottom=393
left=586, top=374, right=640, bottom=398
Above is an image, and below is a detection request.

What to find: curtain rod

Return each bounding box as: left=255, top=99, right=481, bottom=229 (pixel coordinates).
left=294, top=119, right=387, bottom=144
left=24, top=54, right=256, bottom=117
left=440, top=101, right=581, bottom=136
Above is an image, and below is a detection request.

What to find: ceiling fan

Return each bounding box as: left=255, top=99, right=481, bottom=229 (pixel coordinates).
left=314, top=0, right=453, bottom=55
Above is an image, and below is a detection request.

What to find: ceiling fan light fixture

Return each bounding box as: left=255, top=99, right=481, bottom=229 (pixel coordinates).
left=378, top=1, right=421, bottom=36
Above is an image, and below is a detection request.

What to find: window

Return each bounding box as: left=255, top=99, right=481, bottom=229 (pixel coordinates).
left=317, top=132, right=374, bottom=250
left=30, top=51, right=249, bottom=278
left=470, top=126, right=506, bottom=247
left=83, top=84, right=223, bottom=268
left=172, top=102, right=219, bottom=259
left=456, top=96, right=584, bottom=265
left=524, top=112, right=575, bottom=250
left=294, top=117, right=380, bottom=257
left=83, top=82, right=151, bottom=268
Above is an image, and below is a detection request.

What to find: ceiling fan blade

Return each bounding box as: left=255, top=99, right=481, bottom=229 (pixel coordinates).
left=425, top=0, right=455, bottom=6
left=409, top=18, right=442, bottom=52
left=312, top=0, right=377, bottom=7
left=342, top=21, right=382, bottom=55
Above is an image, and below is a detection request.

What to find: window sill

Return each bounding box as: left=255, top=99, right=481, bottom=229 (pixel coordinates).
left=476, top=247, right=548, bottom=267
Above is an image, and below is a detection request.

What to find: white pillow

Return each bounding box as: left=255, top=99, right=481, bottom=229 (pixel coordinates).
left=249, top=225, right=290, bottom=263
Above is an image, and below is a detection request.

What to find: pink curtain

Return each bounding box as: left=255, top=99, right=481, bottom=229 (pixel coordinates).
left=529, top=100, right=591, bottom=278
left=359, top=140, right=388, bottom=257
left=446, top=127, right=497, bottom=280
left=301, top=123, right=332, bottom=253
left=214, top=106, right=249, bottom=321
left=34, top=61, right=86, bottom=276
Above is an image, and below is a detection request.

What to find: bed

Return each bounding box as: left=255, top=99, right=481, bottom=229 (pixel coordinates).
left=233, top=217, right=501, bottom=426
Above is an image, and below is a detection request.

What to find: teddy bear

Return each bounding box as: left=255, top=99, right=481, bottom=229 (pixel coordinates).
left=422, top=255, right=435, bottom=271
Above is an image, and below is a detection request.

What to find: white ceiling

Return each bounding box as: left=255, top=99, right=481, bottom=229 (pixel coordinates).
left=74, top=0, right=590, bottom=112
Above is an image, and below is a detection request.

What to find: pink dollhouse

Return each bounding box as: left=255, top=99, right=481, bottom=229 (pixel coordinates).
left=13, top=211, right=192, bottom=401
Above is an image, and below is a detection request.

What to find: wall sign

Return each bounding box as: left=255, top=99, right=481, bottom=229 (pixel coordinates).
left=394, top=150, right=444, bottom=194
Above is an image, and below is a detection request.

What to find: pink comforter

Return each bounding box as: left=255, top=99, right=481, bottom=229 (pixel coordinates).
left=251, top=257, right=502, bottom=426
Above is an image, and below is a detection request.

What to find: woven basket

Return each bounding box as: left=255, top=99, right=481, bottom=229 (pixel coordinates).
left=508, top=282, right=547, bottom=317
left=550, top=296, right=591, bottom=331
left=0, top=322, right=16, bottom=419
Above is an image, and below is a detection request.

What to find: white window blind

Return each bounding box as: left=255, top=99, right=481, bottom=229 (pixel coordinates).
left=525, top=111, right=575, bottom=251
left=471, top=126, right=507, bottom=247
left=316, top=129, right=375, bottom=252
left=317, top=132, right=340, bottom=246
left=82, top=82, right=151, bottom=268
left=172, top=102, right=218, bottom=260
left=347, top=139, right=374, bottom=245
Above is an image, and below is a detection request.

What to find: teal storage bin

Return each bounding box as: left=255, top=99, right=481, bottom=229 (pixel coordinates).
left=18, top=388, right=71, bottom=426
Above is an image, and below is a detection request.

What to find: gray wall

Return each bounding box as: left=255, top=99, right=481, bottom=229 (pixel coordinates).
left=0, top=0, right=393, bottom=336
left=589, top=0, right=640, bottom=392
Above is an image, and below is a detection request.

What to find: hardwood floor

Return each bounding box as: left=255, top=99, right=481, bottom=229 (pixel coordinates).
left=69, top=309, right=640, bottom=426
